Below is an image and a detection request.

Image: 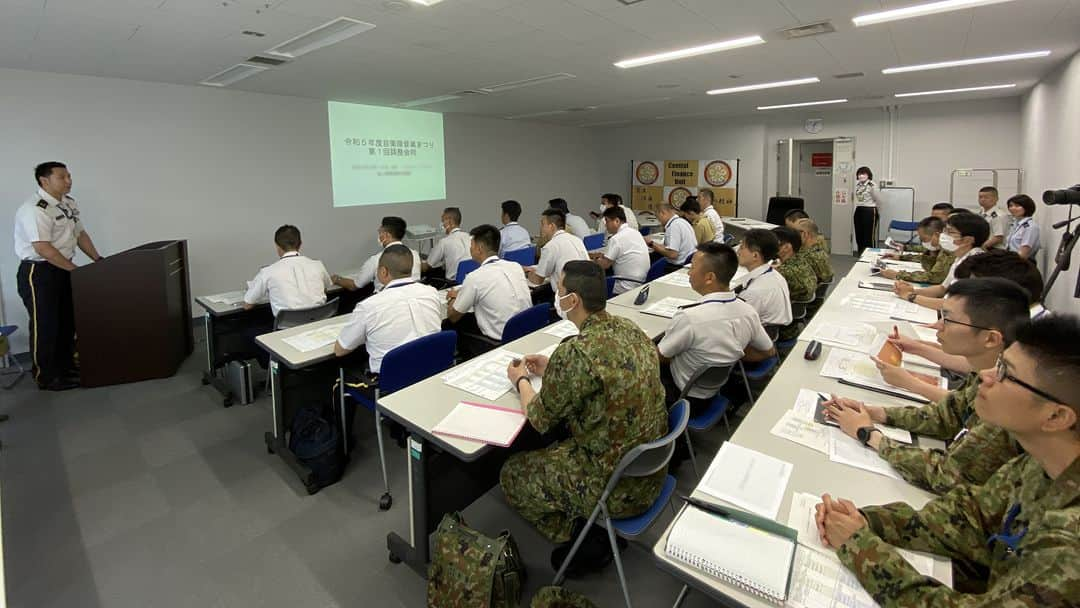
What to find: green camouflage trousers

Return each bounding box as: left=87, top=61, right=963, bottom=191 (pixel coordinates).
left=530, top=586, right=598, bottom=608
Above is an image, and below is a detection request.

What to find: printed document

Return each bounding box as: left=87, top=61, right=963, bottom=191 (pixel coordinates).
left=697, top=442, right=793, bottom=519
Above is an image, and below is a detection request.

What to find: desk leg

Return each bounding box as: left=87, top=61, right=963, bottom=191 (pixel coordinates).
left=263, top=360, right=319, bottom=494
left=388, top=435, right=429, bottom=574
left=201, top=312, right=236, bottom=407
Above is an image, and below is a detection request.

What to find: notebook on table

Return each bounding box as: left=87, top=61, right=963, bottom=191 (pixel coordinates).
left=666, top=503, right=797, bottom=604
left=432, top=401, right=527, bottom=447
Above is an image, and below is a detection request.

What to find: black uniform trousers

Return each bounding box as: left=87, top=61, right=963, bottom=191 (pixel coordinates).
left=853, top=206, right=879, bottom=254
left=17, top=261, right=76, bottom=386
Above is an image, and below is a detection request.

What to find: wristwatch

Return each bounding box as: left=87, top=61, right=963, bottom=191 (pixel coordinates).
left=856, top=426, right=881, bottom=446
left=515, top=376, right=530, bottom=393
left=906, top=292, right=917, bottom=303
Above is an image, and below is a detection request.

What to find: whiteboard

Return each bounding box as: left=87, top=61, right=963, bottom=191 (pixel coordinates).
left=877, top=187, right=916, bottom=242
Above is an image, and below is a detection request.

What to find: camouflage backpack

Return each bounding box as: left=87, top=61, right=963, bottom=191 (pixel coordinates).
left=427, top=512, right=525, bottom=608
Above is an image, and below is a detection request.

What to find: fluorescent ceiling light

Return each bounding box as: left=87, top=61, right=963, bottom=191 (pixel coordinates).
left=882, top=50, right=1050, bottom=74
left=895, top=83, right=1016, bottom=97
left=757, top=99, right=848, bottom=110
left=397, top=94, right=461, bottom=107
left=480, top=73, right=576, bottom=93
left=614, top=35, right=765, bottom=69
left=407, top=0, right=445, bottom=5
left=266, top=17, right=375, bottom=58
left=199, top=63, right=267, bottom=87
left=707, top=77, right=819, bottom=96
left=853, top=0, right=1017, bottom=27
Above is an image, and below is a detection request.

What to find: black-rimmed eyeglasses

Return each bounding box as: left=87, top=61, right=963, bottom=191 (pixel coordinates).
left=995, top=354, right=1066, bottom=404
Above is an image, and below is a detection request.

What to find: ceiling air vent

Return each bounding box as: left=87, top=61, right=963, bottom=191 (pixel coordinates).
left=479, top=73, right=576, bottom=94
left=833, top=72, right=865, bottom=79
left=450, top=89, right=491, bottom=97
left=246, top=55, right=289, bottom=67
left=617, top=0, right=648, bottom=4
left=199, top=63, right=267, bottom=87
left=266, top=17, right=376, bottom=59
left=778, top=21, right=836, bottom=40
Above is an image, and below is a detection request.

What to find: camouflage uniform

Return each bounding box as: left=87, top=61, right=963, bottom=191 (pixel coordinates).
left=880, top=373, right=1019, bottom=494
left=838, top=453, right=1080, bottom=607
left=500, top=311, right=667, bottom=543
left=530, top=586, right=599, bottom=608
left=775, top=254, right=817, bottom=341
left=802, top=240, right=834, bottom=284
left=895, top=249, right=955, bottom=284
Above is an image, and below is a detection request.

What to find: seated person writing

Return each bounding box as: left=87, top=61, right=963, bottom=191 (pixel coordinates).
left=824, top=278, right=1029, bottom=494
left=588, top=205, right=649, bottom=295
left=815, top=313, right=1080, bottom=607
left=657, top=242, right=774, bottom=415
left=332, top=216, right=421, bottom=292
left=242, top=224, right=332, bottom=367
left=893, top=212, right=988, bottom=310
left=421, top=207, right=471, bottom=282
left=445, top=224, right=532, bottom=358
left=679, top=197, right=715, bottom=245
left=502, top=261, right=667, bottom=578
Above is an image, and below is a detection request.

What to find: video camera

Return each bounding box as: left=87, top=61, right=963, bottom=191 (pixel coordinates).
left=1043, top=185, right=1080, bottom=206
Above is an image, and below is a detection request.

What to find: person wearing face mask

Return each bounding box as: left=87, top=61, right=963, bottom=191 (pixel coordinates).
left=502, top=261, right=667, bottom=578
left=824, top=277, right=1029, bottom=495
left=877, top=217, right=954, bottom=284
left=421, top=207, right=472, bottom=282
left=852, top=166, right=882, bottom=255
left=332, top=216, right=421, bottom=292
left=894, top=213, right=989, bottom=310
left=591, top=193, right=638, bottom=233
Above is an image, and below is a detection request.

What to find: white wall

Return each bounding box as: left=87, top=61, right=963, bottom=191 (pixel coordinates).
left=596, top=97, right=1021, bottom=251
left=1021, top=51, right=1080, bottom=314
left=0, top=67, right=600, bottom=353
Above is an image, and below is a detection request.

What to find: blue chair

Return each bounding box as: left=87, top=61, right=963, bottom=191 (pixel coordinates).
left=338, top=330, right=457, bottom=510
left=737, top=356, right=778, bottom=403
left=502, top=246, right=536, bottom=266
left=582, top=232, right=605, bottom=251
left=674, top=365, right=734, bottom=477
left=455, top=259, right=480, bottom=284
left=500, top=304, right=552, bottom=344
left=722, top=233, right=735, bottom=245
left=552, top=400, right=690, bottom=608
left=887, top=219, right=919, bottom=245
left=0, top=325, right=25, bottom=389
left=645, top=258, right=669, bottom=282
left=775, top=295, right=814, bottom=356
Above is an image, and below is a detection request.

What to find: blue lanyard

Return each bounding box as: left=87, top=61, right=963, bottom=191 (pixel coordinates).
left=385, top=281, right=416, bottom=290
left=679, top=296, right=737, bottom=310
left=734, top=267, right=772, bottom=294
left=987, top=502, right=1028, bottom=559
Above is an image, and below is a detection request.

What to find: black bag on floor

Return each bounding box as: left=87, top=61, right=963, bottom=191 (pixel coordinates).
left=289, top=405, right=346, bottom=489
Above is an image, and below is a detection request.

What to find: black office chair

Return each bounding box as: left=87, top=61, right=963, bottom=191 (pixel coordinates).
left=765, top=196, right=804, bottom=226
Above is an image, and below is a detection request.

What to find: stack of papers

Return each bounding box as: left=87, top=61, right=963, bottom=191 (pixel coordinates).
left=281, top=320, right=351, bottom=352
left=842, top=294, right=937, bottom=324
left=807, top=322, right=878, bottom=351
left=828, top=429, right=904, bottom=480
left=206, top=290, right=246, bottom=306
left=641, top=297, right=696, bottom=318
left=697, top=442, right=794, bottom=519
left=442, top=348, right=522, bottom=400
left=655, top=272, right=691, bottom=287
left=543, top=320, right=579, bottom=339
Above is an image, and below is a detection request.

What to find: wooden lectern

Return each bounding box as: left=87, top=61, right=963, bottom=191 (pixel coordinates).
left=71, top=240, right=194, bottom=387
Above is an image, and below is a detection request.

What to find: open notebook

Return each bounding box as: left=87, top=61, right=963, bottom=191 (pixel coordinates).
left=666, top=504, right=797, bottom=604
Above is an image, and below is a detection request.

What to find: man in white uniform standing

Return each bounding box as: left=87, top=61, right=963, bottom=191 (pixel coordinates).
left=14, top=162, right=104, bottom=391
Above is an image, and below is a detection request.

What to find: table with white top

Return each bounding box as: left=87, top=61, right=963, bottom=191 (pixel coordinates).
left=720, top=216, right=778, bottom=240
left=651, top=252, right=953, bottom=607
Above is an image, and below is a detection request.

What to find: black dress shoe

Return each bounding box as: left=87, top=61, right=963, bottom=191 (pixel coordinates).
left=41, top=378, right=80, bottom=391
left=550, top=525, right=617, bottom=578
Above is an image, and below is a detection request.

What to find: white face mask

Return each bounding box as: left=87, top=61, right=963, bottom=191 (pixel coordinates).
left=921, top=240, right=939, bottom=252
left=857, top=176, right=868, bottom=184
left=939, top=233, right=960, bottom=252
left=555, top=292, right=575, bottom=320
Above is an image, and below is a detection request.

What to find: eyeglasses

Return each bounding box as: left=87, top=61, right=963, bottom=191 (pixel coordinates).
left=995, top=354, right=1067, bottom=404
left=940, top=311, right=994, bottom=331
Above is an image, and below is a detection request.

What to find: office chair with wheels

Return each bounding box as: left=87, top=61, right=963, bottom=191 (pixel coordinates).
left=551, top=400, right=690, bottom=608
left=338, top=330, right=457, bottom=510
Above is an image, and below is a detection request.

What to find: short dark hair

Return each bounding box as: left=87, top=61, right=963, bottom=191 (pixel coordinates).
left=381, top=216, right=407, bottom=240
left=379, top=244, right=414, bottom=278
left=1006, top=194, right=1036, bottom=217
left=501, top=200, right=522, bottom=221
left=443, top=207, right=462, bottom=225
left=561, top=260, right=606, bottom=313
left=917, top=216, right=945, bottom=233
left=695, top=242, right=738, bottom=284
left=955, top=249, right=1044, bottom=304
left=741, top=228, right=780, bottom=262
left=1015, top=314, right=1080, bottom=410
left=541, top=208, right=566, bottom=229
left=947, top=212, right=990, bottom=246
left=35, top=161, right=66, bottom=186
left=979, top=186, right=999, bottom=196
left=932, top=202, right=954, bottom=212
left=949, top=208, right=974, bottom=216
left=856, top=166, right=873, bottom=180
left=945, top=278, right=1031, bottom=345
left=784, top=209, right=810, bottom=222
left=548, top=198, right=569, bottom=213
left=601, top=205, right=626, bottom=223
left=679, top=196, right=701, bottom=214
left=274, top=225, right=301, bottom=250
left=772, top=226, right=802, bottom=254
left=601, top=193, right=622, bottom=206
left=698, top=189, right=714, bottom=202
left=469, top=224, right=500, bottom=254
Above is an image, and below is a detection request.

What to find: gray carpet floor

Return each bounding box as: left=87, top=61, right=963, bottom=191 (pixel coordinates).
left=0, top=255, right=856, bottom=608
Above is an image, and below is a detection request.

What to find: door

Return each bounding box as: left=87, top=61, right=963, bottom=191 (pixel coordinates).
left=795, top=141, right=834, bottom=238
left=831, top=137, right=857, bottom=255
